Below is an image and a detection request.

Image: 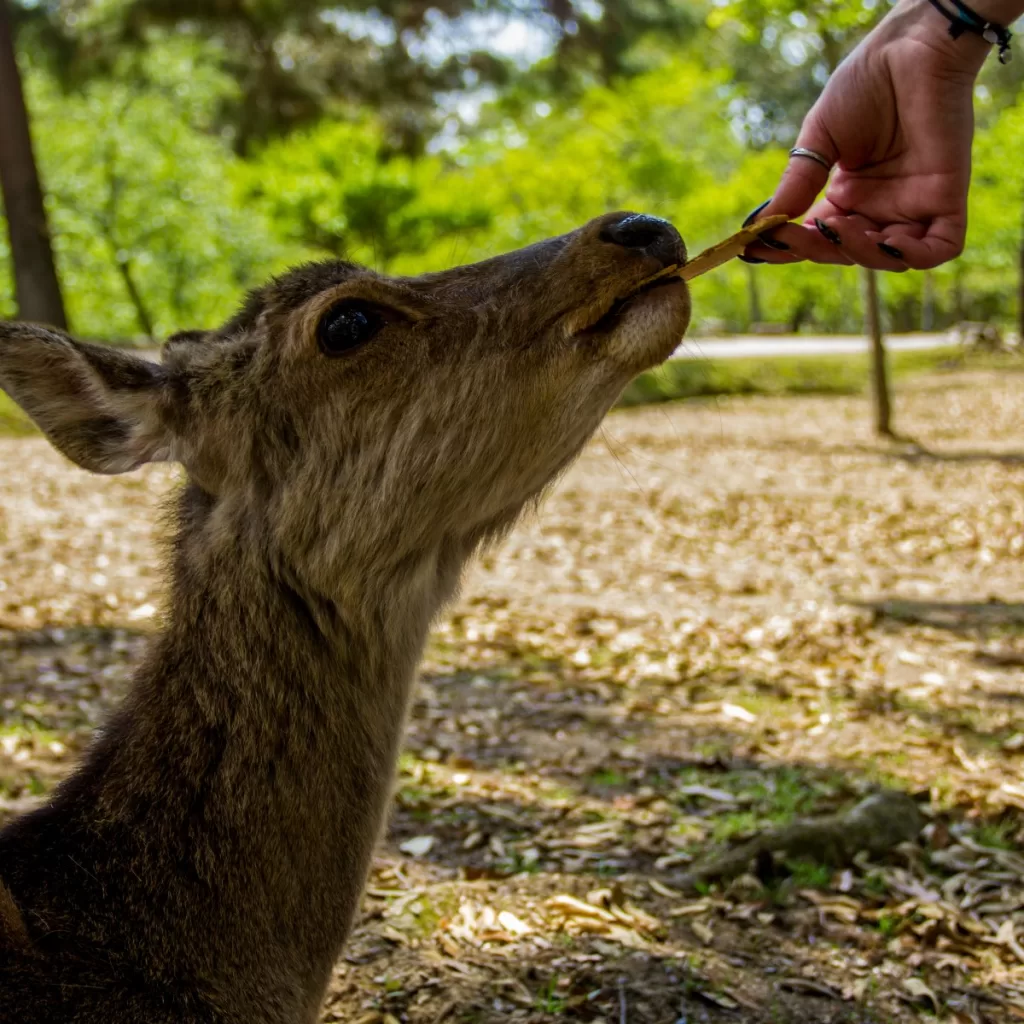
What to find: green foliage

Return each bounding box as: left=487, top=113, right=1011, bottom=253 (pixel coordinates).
left=13, top=0, right=701, bottom=154
left=241, top=119, right=491, bottom=271
left=785, top=859, right=833, bottom=888
left=4, top=2, right=1024, bottom=340
left=4, top=40, right=302, bottom=339
left=974, top=819, right=1018, bottom=850
left=706, top=0, right=887, bottom=144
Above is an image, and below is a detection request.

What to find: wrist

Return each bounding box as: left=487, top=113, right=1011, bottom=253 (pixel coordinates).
left=881, top=0, right=1018, bottom=72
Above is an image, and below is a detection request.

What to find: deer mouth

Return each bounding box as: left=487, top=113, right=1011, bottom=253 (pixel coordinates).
left=574, top=274, right=685, bottom=337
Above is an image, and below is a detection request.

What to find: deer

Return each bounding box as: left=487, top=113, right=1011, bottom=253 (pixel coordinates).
left=0, top=211, right=690, bottom=1024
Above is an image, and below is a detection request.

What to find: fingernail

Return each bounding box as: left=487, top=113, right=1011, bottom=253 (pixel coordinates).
left=738, top=254, right=767, bottom=265
left=814, top=218, right=842, bottom=245
left=742, top=200, right=772, bottom=227
left=878, top=242, right=904, bottom=261
left=761, top=235, right=791, bottom=251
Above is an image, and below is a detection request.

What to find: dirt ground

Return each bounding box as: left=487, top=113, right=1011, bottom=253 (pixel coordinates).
left=2, top=367, right=1024, bottom=1022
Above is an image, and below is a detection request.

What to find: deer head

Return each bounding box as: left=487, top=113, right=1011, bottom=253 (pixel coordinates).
left=0, top=213, right=689, bottom=595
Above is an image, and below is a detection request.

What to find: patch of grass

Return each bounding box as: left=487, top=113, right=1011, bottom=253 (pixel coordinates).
left=588, top=767, right=628, bottom=788
left=540, top=783, right=578, bottom=803
left=876, top=912, right=901, bottom=938
left=974, top=819, right=1017, bottom=850
left=0, top=723, right=64, bottom=746
left=534, top=974, right=568, bottom=1015
left=726, top=691, right=795, bottom=721
left=785, top=859, right=832, bottom=888
left=863, top=872, right=889, bottom=898
left=399, top=887, right=461, bottom=939
left=712, top=811, right=758, bottom=842
left=667, top=816, right=706, bottom=845
left=753, top=766, right=823, bottom=822
left=619, top=346, right=966, bottom=408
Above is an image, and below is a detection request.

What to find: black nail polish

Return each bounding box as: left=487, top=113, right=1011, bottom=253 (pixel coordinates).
left=738, top=254, right=767, bottom=265
left=814, top=218, right=842, bottom=245
left=761, top=235, right=791, bottom=251
left=878, top=242, right=904, bottom=261
left=742, top=200, right=772, bottom=227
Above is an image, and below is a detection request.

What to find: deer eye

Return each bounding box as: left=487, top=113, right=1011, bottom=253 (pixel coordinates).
left=316, top=301, right=387, bottom=357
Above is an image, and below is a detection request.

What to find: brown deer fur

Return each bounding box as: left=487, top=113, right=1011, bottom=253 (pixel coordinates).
left=0, top=212, right=689, bottom=1023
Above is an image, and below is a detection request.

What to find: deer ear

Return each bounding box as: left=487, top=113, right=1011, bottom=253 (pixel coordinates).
left=0, top=323, right=175, bottom=474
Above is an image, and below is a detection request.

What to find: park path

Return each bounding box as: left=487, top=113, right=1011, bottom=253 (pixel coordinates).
left=671, top=330, right=947, bottom=360
left=138, top=331, right=950, bottom=365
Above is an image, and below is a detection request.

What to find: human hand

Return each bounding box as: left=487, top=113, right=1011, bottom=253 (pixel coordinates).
left=745, top=0, right=1013, bottom=271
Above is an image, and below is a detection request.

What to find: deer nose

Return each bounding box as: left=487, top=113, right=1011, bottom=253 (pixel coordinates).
left=600, top=214, right=686, bottom=268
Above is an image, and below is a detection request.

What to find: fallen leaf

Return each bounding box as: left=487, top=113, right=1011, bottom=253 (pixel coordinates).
left=496, top=910, right=530, bottom=936
left=901, top=978, right=941, bottom=1014
left=721, top=703, right=756, bottom=724
left=399, top=835, right=435, bottom=857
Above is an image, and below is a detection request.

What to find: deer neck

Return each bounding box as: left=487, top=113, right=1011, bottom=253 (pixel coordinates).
left=88, top=486, right=463, bottom=1017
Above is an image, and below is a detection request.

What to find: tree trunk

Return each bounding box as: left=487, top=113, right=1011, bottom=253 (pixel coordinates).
left=0, top=0, right=66, bottom=328
left=863, top=268, right=892, bottom=437
left=953, top=264, right=966, bottom=323
left=114, top=255, right=154, bottom=340
left=789, top=295, right=811, bottom=334
left=922, top=271, right=935, bottom=332
left=1018, top=195, right=1024, bottom=344
left=746, top=262, right=761, bottom=329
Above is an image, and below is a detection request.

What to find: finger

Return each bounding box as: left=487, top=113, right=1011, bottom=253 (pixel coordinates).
left=816, top=213, right=909, bottom=272
left=880, top=217, right=965, bottom=270
left=864, top=222, right=928, bottom=244
left=764, top=115, right=838, bottom=219
left=748, top=221, right=853, bottom=266
left=743, top=114, right=837, bottom=263
left=740, top=207, right=804, bottom=264
left=745, top=198, right=847, bottom=263
left=761, top=197, right=855, bottom=265
left=741, top=245, right=803, bottom=266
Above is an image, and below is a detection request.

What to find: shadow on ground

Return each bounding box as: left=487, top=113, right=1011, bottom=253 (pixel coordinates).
left=1, top=629, right=1016, bottom=1021
left=849, top=596, right=1024, bottom=632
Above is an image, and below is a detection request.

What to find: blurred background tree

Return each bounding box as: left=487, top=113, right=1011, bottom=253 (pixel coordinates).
left=2, top=0, right=1024, bottom=347
left=0, top=0, right=66, bottom=327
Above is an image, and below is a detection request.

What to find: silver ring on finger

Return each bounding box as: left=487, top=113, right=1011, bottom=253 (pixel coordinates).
left=789, top=147, right=833, bottom=171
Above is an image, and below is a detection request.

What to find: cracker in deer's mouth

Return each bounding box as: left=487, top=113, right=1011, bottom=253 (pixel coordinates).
left=633, top=214, right=791, bottom=289
left=569, top=216, right=782, bottom=335
left=575, top=215, right=789, bottom=335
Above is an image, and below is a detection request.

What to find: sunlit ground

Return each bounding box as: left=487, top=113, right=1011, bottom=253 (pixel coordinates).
left=2, top=368, right=1023, bottom=1022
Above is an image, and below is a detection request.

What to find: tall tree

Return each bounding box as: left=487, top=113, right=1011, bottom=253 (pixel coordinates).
left=719, top=0, right=893, bottom=423
left=0, top=0, right=65, bottom=327
left=746, top=263, right=762, bottom=328
left=1019, top=196, right=1024, bottom=344
left=863, top=269, right=892, bottom=437
left=921, top=272, right=935, bottom=332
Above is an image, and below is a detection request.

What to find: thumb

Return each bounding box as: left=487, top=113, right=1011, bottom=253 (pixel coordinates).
left=767, top=116, right=837, bottom=219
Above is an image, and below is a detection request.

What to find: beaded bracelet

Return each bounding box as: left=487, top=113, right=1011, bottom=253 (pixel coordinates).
left=926, top=0, right=1013, bottom=63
